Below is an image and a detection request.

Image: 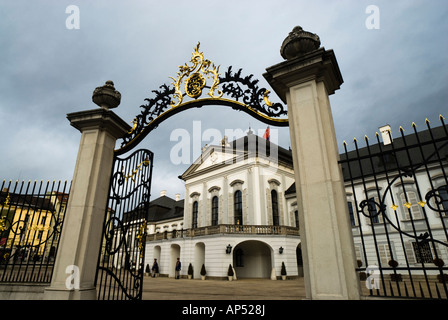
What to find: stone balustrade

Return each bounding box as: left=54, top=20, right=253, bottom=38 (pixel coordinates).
left=147, top=224, right=300, bottom=241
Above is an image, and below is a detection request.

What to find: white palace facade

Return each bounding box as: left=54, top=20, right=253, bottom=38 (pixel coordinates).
left=144, top=130, right=302, bottom=280
left=144, top=125, right=448, bottom=283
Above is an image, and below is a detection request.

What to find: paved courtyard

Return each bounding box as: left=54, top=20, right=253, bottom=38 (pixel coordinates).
left=142, top=276, right=307, bottom=300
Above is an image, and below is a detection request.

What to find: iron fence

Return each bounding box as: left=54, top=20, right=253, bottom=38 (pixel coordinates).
left=0, top=179, right=70, bottom=283
left=339, top=116, right=448, bottom=299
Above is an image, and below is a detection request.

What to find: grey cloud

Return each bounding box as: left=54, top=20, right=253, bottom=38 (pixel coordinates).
left=0, top=0, right=447, bottom=196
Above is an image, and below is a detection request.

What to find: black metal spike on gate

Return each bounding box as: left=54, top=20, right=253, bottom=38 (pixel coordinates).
left=435, top=283, right=442, bottom=299
left=403, top=281, right=409, bottom=298
left=389, top=281, right=394, bottom=297
left=419, top=282, right=425, bottom=298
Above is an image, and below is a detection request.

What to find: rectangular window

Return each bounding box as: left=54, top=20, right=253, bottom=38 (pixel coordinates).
left=400, top=191, right=423, bottom=220
left=354, top=244, right=364, bottom=267
left=412, top=242, right=433, bottom=263
left=211, top=196, right=219, bottom=226
left=271, top=190, right=279, bottom=226
left=368, top=198, right=380, bottom=224
left=192, top=201, right=198, bottom=229
left=378, top=243, right=392, bottom=266
left=404, top=242, right=417, bottom=264
left=348, top=201, right=356, bottom=226
left=234, top=190, right=243, bottom=225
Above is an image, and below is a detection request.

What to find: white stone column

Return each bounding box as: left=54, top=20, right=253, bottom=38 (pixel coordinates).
left=252, top=166, right=262, bottom=225
left=264, top=28, right=361, bottom=300
left=202, top=182, right=207, bottom=227
left=44, top=82, right=130, bottom=299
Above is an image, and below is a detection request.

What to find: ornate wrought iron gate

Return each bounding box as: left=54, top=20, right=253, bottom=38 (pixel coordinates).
left=340, top=118, right=448, bottom=299
left=94, top=43, right=287, bottom=300
left=95, top=149, right=153, bottom=300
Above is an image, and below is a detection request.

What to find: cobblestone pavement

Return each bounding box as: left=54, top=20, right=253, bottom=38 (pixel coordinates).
left=142, top=276, right=307, bottom=300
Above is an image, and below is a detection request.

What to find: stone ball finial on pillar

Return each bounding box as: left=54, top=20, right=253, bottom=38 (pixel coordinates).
left=92, top=80, right=121, bottom=110
left=280, top=26, right=321, bottom=60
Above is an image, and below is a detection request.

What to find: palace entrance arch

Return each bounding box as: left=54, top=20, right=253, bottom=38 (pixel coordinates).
left=48, top=27, right=361, bottom=300
left=94, top=42, right=289, bottom=299
left=170, top=244, right=181, bottom=279
left=233, top=240, right=272, bottom=279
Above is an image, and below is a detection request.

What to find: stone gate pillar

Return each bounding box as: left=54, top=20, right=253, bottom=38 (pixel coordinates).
left=44, top=81, right=130, bottom=299
left=264, top=27, right=361, bottom=300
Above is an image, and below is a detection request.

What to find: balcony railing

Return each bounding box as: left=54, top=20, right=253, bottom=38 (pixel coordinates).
left=147, top=224, right=299, bottom=241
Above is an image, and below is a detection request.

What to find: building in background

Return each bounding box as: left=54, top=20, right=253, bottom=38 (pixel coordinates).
left=144, top=123, right=448, bottom=289
left=145, top=130, right=301, bottom=279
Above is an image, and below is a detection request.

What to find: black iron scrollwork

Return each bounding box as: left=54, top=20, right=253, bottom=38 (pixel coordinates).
left=359, top=198, right=386, bottom=221
left=219, top=66, right=288, bottom=118
left=425, top=185, right=448, bottom=213
left=357, top=156, right=448, bottom=248
left=120, top=84, right=175, bottom=151
left=116, top=44, right=288, bottom=155
left=117, top=67, right=288, bottom=155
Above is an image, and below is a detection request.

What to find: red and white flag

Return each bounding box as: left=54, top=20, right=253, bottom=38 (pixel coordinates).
left=263, top=126, right=270, bottom=141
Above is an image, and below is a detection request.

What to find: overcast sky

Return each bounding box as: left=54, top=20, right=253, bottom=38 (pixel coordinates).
left=0, top=0, right=447, bottom=199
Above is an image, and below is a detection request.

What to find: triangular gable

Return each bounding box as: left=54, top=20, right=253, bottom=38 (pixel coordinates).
left=179, top=132, right=293, bottom=181
left=195, top=147, right=238, bottom=171
left=179, top=145, right=245, bottom=180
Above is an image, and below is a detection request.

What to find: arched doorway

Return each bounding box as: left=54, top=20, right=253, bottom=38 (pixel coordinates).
left=194, top=242, right=205, bottom=279
left=152, top=245, right=161, bottom=274
left=170, top=244, right=181, bottom=278
left=296, top=243, right=303, bottom=277
left=153, top=245, right=161, bottom=261
left=233, top=240, right=272, bottom=279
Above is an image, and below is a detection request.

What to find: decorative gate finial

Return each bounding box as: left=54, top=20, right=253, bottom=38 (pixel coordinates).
left=92, top=80, right=122, bottom=110
left=280, top=26, right=321, bottom=60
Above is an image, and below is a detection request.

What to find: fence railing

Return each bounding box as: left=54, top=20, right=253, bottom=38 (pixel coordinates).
left=147, top=224, right=299, bottom=241
left=339, top=117, right=448, bottom=299
left=0, top=180, right=70, bottom=283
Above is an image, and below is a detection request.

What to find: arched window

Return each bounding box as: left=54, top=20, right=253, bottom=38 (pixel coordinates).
left=271, top=190, right=279, bottom=226
left=234, top=190, right=243, bottom=225
left=192, top=201, right=198, bottom=229
left=211, top=196, right=219, bottom=226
